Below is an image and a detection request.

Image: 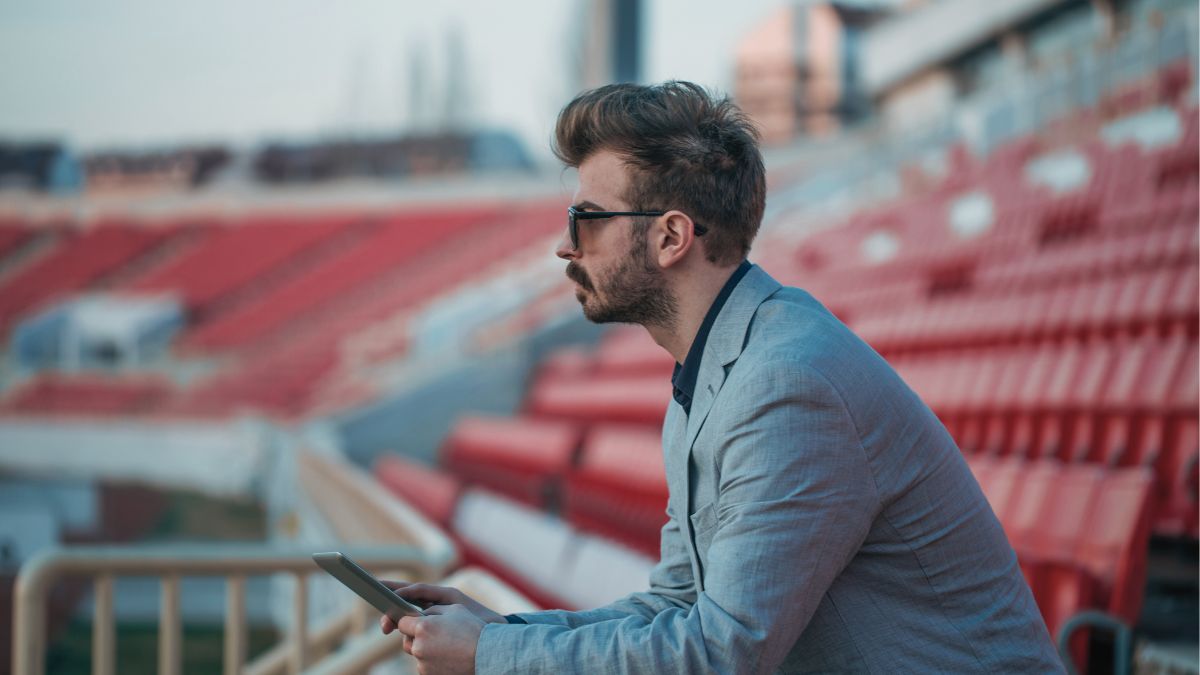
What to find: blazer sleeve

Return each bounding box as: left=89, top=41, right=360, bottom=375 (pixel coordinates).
left=475, top=362, right=881, bottom=674
left=505, top=499, right=698, bottom=627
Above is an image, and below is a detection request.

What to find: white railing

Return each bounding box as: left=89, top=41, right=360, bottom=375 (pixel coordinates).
left=11, top=544, right=450, bottom=675
left=11, top=446, right=472, bottom=675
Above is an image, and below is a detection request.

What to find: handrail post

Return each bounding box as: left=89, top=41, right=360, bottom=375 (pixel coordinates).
left=224, top=574, right=247, bottom=675
left=159, top=574, right=182, bottom=675
left=13, top=565, right=47, bottom=675
left=289, top=572, right=308, bottom=674
left=1058, top=610, right=1132, bottom=675
left=92, top=574, right=115, bottom=675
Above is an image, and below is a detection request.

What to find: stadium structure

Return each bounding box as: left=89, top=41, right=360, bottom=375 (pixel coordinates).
left=1, top=0, right=1197, bottom=673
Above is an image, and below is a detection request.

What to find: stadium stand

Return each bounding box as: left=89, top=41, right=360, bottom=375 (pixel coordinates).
left=0, top=373, right=170, bottom=415
left=0, top=223, right=174, bottom=332
left=0, top=220, right=31, bottom=262
left=120, top=212, right=359, bottom=319
left=0, top=31, right=1193, bottom=675
left=179, top=205, right=502, bottom=351
left=525, top=373, right=671, bottom=427
left=0, top=198, right=568, bottom=419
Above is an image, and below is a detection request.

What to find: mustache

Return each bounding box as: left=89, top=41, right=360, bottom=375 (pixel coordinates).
left=565, top=262, right=594, bottom=291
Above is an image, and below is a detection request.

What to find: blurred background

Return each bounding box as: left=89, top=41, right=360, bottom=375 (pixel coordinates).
left=0, top=0, right=1196, bottom=673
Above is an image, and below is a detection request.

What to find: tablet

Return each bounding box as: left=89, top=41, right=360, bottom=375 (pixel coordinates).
left=312, top=552, right=426, bottom=621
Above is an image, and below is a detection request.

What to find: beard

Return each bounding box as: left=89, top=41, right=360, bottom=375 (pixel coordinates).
left=565, top=235, right=677, bottom=329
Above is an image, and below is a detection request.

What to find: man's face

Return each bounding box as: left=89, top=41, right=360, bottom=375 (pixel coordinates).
left=557, top=150, right=677, bottom=328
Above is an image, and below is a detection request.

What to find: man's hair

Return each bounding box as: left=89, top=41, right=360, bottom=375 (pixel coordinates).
left=553, top=81, right=765, bottom=266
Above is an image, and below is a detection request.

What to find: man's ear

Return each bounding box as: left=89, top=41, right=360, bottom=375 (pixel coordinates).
left=652, top=211, right=699, bottom=269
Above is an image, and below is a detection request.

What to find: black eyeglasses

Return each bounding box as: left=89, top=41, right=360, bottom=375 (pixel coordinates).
left=567, top=205, right=707, bottom=250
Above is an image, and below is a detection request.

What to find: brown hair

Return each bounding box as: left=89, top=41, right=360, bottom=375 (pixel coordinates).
left=553, top=81, right=765, bottom=266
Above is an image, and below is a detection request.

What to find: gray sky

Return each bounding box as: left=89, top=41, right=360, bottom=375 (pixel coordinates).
left=0, top=0, right=787, bottom=160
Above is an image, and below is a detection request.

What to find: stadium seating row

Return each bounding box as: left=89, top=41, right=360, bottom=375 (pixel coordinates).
left=0, top=222, right=32, bottom=261
left=0, top=199, right=569, bottom=419
left=430, top=416, right=670, bottom=557
left=375, top=454, right=655, bottom=611
left=0, top=225, right=174, bottom=330
left=378, top=432, right=1158, bottom=652
left=162, top=200, right=566, bottom=417
left=441, top=415, right=580, bottom=508
left=525, top=374, right=670, bottom=427
left=181, top=206, right=501, bottom=351
left=124, top=213, right=358, bottom=317
left=892, top=331, right=1196, bottom=418
left=793, top=105, right=1198, bottom=312
left=802, top=214, right=1196, bottom=327
left=0, top=374, right=170, bottom=415
left=853, top=261, right=1198, bottom=351
left=562, top=424, right=668, bottom=557
left=966, top=456, right=1154, bottom=667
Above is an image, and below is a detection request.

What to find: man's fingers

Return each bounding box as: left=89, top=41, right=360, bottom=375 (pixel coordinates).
left=402, top=635, right=414, bottom=655
left=379, top=615, right=395, bottom=634
left=396, top=615, right=421, bottom=637
left=422, top=604, right=448, bottom=616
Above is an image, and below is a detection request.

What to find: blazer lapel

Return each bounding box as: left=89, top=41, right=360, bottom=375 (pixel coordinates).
left=679, top=265, right=782, bottom=542
left=682, top=265, right=782, bottom=461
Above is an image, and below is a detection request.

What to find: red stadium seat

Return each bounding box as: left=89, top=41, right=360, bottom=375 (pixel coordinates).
left=1076, top=467, right=1155, bottom=624
left=525, top=374, right=671, bottom=427
left=562, top=425, right=668, bottom=557
left=440, top=415, right=580, bottom=508
left=592, top=327, right=674, bottom=378
left=998, top=460, right=1060, bottom=552
left=374, top=454, right=463, bottom=528
left=1156, top=417, right=1199, bottom=537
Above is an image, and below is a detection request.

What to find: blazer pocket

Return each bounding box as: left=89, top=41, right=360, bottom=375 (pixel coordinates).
left=689, top=502, right=719, bottom=579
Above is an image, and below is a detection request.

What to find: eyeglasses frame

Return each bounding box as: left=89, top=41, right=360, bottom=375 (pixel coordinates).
left=567, top=205, right=707, bottom=250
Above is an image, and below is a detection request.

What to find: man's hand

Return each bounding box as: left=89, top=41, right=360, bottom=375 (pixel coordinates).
left=378, top=580, right=507, bottom=635
left=394, top=604, right=484, bottom=675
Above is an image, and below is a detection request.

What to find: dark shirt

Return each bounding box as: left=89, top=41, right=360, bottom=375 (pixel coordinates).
left=671, top=260, right=752, bottom=415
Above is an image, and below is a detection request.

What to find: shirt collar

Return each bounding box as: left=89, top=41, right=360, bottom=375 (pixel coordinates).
left=671, top=260, right=753, bottom=414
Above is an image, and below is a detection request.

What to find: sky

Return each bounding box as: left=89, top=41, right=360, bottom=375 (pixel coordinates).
left=0, top=0, right=791, bottom=161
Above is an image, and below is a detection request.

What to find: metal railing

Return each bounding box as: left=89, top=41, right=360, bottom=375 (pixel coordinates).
left=11, top=544, right=446, bottom=675
left=11, top=447, right=465, bottom=675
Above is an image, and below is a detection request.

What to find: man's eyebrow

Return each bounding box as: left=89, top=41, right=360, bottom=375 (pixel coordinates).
left=570, top=200, right=606, bottom=211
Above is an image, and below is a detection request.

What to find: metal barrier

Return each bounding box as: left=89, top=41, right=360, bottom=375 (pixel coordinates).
left=1058, top=610, right=1134, bottom=675
left=11, top=448, right=463, bottom=675
left=11, top=544, right=447, bottom=675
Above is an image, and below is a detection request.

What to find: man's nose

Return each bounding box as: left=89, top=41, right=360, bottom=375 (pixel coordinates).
left=555, top=230, right=578, bottom=260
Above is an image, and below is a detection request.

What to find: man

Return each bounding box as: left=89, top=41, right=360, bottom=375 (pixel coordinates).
left=382, top=81, right=1064, bottom=674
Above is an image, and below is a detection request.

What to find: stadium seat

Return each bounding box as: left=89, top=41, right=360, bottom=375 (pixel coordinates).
left=592, top=326, right=674, bottom=378
left=440, top=415, right=580, bottom=508
left=525, top=374, right=671, bottom=427
left=374, top=454, right=463, bottom=528
left=562, top=424, right=668, bottom=557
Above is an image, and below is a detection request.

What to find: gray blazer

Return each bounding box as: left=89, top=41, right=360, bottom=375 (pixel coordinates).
left=476, top=265, right=1064, bottom=673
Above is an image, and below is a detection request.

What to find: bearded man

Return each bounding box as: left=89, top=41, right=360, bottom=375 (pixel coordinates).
left=383, top=81, right=1065, bottom=675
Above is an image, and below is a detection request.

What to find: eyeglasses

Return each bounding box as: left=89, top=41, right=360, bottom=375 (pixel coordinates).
left=566, top=205, right=707, bottom=250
